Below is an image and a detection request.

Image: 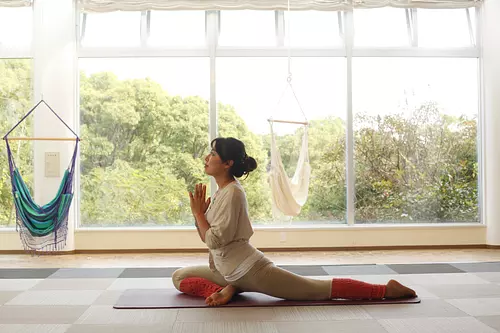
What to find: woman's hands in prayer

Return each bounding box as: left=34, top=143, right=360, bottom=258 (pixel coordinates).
left=189, top=183, right=211, bottom=218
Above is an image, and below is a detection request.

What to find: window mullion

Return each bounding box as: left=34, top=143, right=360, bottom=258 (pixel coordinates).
left=207, top=10, right=218, bottom=198
left=80, top=13, right=87, bottom=45
left=466, top=8, right=475, bottom=46
left=412, top=8, right=418, bottom=47
left=345, top=9, right=354, bottom=226
left=140, top=11, right=149, bottom=47
left=276, top=10, right=285, bottom=47
left=338, top=11, right=345, bottom=45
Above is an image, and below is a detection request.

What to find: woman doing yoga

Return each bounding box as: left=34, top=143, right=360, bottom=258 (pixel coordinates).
left=172, top=137, right=416, bottom=306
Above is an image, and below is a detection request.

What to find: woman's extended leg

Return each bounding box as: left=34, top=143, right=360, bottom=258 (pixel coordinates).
left=226, top=257, right=415, bottom=304
left=172, top=266, right=228, bottom=298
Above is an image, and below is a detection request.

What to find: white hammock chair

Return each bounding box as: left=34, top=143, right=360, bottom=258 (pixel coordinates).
left=269, top=122, right=311, bottom=220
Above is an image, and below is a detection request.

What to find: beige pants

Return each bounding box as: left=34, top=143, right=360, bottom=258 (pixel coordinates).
left=172, top=256, right=332, bottom=301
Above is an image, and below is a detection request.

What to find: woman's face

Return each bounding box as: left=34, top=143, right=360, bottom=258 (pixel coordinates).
left=204, top=147, right=232, bottom=177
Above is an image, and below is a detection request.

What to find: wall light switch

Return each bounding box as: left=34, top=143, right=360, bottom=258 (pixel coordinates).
left=45, top=152, right=60, bottom=178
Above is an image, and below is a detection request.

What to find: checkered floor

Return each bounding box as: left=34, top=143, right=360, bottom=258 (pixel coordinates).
left=1, top=262, right=500, bottom=332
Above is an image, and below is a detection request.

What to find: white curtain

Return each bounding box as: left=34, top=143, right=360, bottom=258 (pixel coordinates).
left=0, top=0, right=31, bottom=7
left=80, top=0, right=481, bottom=12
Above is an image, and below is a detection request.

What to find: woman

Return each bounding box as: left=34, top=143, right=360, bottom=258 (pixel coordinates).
left=172, top=137, right=416, bottom=306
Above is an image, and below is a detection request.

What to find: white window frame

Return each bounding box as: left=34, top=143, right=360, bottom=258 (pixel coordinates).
left=76, top=7, right=482, bottom=229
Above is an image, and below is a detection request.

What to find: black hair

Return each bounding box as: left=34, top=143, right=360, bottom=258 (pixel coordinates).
left=211, top=137, right=257, bottom=178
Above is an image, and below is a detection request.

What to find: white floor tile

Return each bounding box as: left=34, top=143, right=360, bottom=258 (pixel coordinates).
left=379, top=316, right=497, bottom=333
left=446, top=298, right=500, bottom=316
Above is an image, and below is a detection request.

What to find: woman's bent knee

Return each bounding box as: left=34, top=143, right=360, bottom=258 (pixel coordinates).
left=172, top=268, right=185, bottom=291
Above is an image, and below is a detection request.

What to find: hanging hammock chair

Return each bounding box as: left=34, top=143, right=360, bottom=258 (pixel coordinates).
left=3, top=100, right=79, bottom=252
left=269, top=122, right=311, bottom=220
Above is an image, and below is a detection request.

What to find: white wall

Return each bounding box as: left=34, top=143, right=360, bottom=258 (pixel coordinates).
left=482, top=0, right=500, bottom=246
left=32, top=0, right=78, bottom=251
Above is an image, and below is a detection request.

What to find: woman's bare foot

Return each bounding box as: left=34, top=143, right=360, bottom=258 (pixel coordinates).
left=384, top=279, right=417, bottom=299
left=205, top=284, right=237, bottom=306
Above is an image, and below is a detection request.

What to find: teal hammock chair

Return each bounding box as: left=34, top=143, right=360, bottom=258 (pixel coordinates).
left=3, top=100, right=79, bottom=252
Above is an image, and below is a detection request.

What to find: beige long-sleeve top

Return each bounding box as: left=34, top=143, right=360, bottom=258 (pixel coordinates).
left=205, top=180, right=263, bottom=280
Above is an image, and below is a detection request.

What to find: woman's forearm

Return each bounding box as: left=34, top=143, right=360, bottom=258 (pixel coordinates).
left=194, top=213, right=210, bottom=243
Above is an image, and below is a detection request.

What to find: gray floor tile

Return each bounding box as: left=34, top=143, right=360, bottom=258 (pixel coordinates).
left=345, top=274, right=413, bottom=285
left=75, top=306, right=178, bottom=325
left=275, top=319, right=388, bottom=333
left=0, top=291, right=21, bottom=305
left=0, top=324, right=71, bottom=333
left=447, top=298, right=500, bottom=316
left=172, top=322, right=278, bottom=333
left=0, top=306, right=89, bottom=324
left=6, top=290, right=103, bottom=306
left=405, top=273, right=490, bottom=285
left=452, top=262, right=500, bottom=272
left=66, top=324, right=173, bottom=333
left=107, top=278, right=174, bottom=290
left=271, top=306, right=373, bottom=321
left=0, top=279, right=42, bottom=291
left=32, top=279, right=114, bottom=290
left=387, top=264, right=464, bottom=274
left=276, top=265, right=328, bottom=276
left=118, top=267, right=180, bottom=278
left=49, top=269, right=125, bottom=279
left=362, top=299, right=468, bottom=319
left=379, top=317, right=497, bottom=333
left=0, top=269, right=59, bottom=279
left=476, top=316, right=500, bottom=331
left=323, top=264, right=398, bottom=276
left=422, top=284, right=500, bottom=299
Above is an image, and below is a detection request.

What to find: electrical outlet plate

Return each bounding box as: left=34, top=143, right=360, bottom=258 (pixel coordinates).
left=45, top=152, right=60, bottom=178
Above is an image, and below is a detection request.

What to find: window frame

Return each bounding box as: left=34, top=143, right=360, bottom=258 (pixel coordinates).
left=76, top=7, right=483, bottom=228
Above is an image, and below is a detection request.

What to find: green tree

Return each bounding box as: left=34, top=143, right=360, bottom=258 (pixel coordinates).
left=0, top=59, right=32, bottom=227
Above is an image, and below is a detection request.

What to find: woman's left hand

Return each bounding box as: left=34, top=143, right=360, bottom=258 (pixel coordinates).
left=189, top=183, right=211, bottom=217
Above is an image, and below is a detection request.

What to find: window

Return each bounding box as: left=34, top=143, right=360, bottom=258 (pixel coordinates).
left=354, top=8, right=409, bottom=47
left=353, top=58, right=478, bottom=223
left=217, top=57, right=346, bottom=224
left=79, top=58, right=210, bottom=227
left=284, top=11, right=343, bottom=47
left=418, top=9, right=476, bottom=47
left=0, top=59, right=33, bottom=227
left=219, top=11, right=276, bottom=46
left=0, top=6, right=33, bottom=228
left=78, top=7, right=480, bottom=228
left=0, top=7, right=32, bottom=50
left=81, top=11, right=142, bottom=47
left=148, top=11, right=206, bottom=47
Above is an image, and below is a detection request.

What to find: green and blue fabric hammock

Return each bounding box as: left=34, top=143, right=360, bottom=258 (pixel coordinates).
left=3, top=100, right=79, bottom=252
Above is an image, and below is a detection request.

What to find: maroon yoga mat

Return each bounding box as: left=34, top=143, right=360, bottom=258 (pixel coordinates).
left=113, top=289, right=421, bottom=309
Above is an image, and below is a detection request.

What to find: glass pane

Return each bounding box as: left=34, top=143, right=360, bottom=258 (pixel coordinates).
left=353, top=58, right=478, bottom=224
left=284, top=11, right=342, bottom=47
left=0, top=59, right=33, bottom=227
left=79, top=58, right=210, bottom=227
left=418, top=9, right=474, bottom=47
left=219, top=11, right=276, bottom=46
left=0, top=7, right=32, bottom=49
left=149, top=11, right=206, bottom=46
left=217, top=57, right=346, bottom=225
left=354, top=8, right=409, bottom=47
left=82, top=12, right=141, bottom=47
